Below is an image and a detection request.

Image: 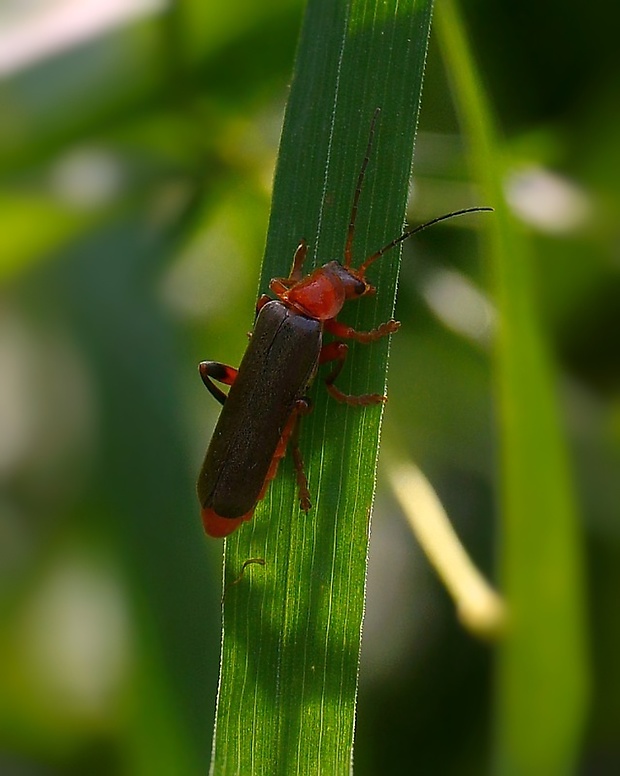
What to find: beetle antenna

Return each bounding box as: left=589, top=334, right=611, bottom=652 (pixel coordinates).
left=358, top=206, right=494, bottom=275
left=344, top=107, right=381, bottom=267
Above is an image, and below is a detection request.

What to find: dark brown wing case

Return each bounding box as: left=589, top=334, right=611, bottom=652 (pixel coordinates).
left=197, top=300, right=321, bottom=518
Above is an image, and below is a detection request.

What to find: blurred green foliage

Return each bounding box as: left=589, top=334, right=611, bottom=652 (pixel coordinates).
left=0, top=0, right=618, bottom=774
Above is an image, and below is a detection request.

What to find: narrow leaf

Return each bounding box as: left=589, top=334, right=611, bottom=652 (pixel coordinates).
left=209, top=0, right=434, bottom=773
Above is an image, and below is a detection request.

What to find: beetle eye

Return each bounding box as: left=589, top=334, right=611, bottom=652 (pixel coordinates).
left=355, top=279, right=367, bottom=295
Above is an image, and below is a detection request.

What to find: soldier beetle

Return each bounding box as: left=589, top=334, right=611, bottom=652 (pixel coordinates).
left=197, top=109, right=491, bottom=537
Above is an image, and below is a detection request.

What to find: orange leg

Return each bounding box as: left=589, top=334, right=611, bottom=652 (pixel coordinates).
left=256, top=294, right=272, bottom=314
left=324, top=317, right=400, bottom=342
left=287, top=239, right=309, bottom=283
left=289, top=399, right=312, bottom=512
left=319, top=342, right=387, bottom=405
left=269, top=239, right=309, bottom=295
left=199, top=361, right=238, bottom=406
left=269, top=278, right=290, bottom=297
left=257, top=398, right=312, bottom=511
left=250, top=294, right=274, bottom=337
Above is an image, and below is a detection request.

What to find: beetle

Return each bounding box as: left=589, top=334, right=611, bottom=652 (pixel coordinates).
left=197, top=109, right=491, bottom=537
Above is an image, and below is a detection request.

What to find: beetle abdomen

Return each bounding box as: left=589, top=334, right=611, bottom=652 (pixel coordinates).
left=197, top=301, right=321, bottom=526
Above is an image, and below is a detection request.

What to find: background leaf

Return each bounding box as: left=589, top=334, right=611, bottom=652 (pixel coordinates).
left=436, top=2, right=590, bottom=773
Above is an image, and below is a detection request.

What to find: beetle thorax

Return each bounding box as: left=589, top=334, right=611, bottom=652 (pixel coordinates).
left=282, top=261, right=368, bottom=320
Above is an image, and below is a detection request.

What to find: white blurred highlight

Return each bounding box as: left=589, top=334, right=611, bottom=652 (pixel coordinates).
left=421, top=268, right=495, bottom=345
left=49, top=147, right=125, bottom=207
left=19, top=553, right=131, bottom=718
left=0, top=0, right=166, bottom=76
left=505, top=166, right=592, bottom=234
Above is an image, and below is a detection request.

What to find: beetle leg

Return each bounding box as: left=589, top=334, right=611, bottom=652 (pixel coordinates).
left=269, top=239, right=309, bottom=296
left=324, top=317, right=400, bottom=343
left=288, top=239, right=309, bottom=282
left=290, top=398, right=312, bottom=512
left=320, top=342, right=387, bottom=405
left=249, top=294, right=274, bottom=337
left=269, top=277, right=297, bottom=296
left=256, top=294, right=272, bottom=315
left=199, top=361, right=238, bottom=406
left=254, top=398, right=311, bottom=507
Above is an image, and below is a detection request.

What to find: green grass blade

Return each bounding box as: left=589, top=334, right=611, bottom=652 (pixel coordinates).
left=436, top=3, right=590, bottom=774
left=210, top=0, right=433, bottom=773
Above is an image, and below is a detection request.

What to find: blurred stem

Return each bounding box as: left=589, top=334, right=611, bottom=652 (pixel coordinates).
left=388, top=459, right=506, bottom=639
